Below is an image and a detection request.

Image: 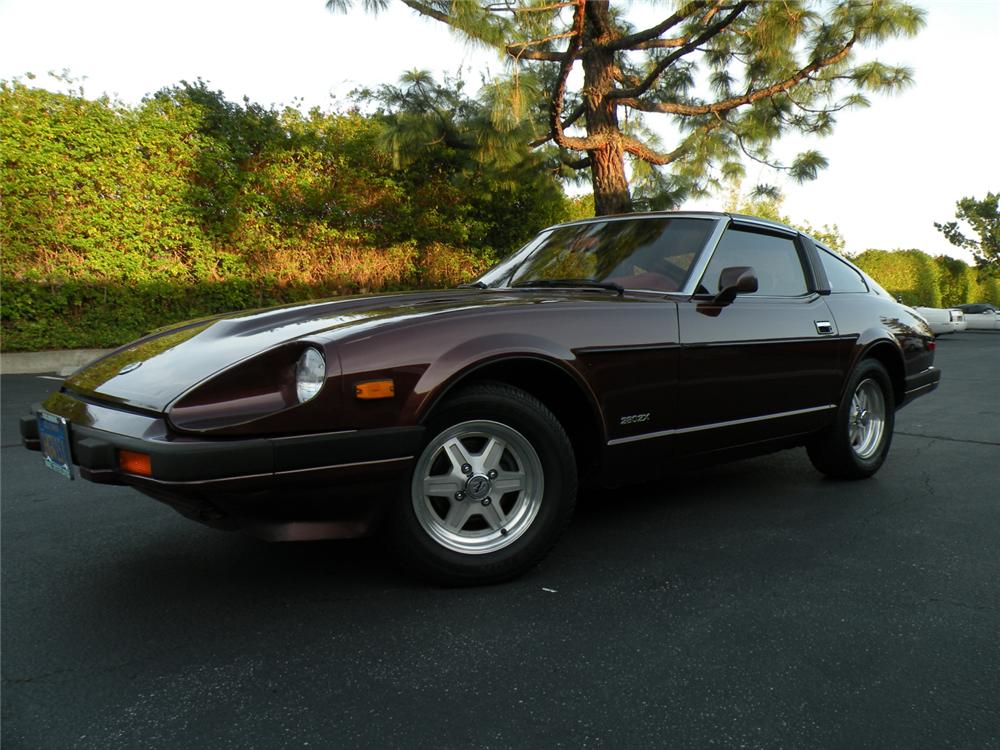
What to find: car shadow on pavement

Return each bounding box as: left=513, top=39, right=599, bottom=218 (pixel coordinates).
left=75, top=446, right=863, bottom=613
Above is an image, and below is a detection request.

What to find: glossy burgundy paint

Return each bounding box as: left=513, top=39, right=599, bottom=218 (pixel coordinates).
left=26, top=211, right=939, bottom=540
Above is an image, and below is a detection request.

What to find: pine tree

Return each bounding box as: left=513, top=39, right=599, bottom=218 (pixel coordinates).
left=329, top=0, right=924, bottom=216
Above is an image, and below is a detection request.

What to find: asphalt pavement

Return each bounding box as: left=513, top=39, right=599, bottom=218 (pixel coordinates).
left=2, top=333, right=999, bottom=749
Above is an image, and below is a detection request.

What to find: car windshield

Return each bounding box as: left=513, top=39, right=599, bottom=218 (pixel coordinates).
left=478, top=217, right=717, bottom=293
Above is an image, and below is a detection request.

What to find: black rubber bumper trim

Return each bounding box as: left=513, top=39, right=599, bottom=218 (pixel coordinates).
left=19, top=405, right=41, bottom=450
left=272, top=427, right=425, bottom=473
left=899, top=366, right=941, bottom=409
left=24, top=412, right=426, bottom=484
left=67, top=425, right=275, bottom=482
left=904, top=365, right=941, bottom=392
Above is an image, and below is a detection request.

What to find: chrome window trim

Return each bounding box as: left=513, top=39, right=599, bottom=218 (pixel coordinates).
left=485, top=212, right=816, bottom=295
left=729, top=214, right=799, bottom=236
left=816, top=246, right=870, bottom=294
left=691, top=220, right=812, bottom=298
left=678, top=217, right=729, bottom=296
left=607, top=403, right=837, bottom=446
left=548, top=211, right=729, bottom=231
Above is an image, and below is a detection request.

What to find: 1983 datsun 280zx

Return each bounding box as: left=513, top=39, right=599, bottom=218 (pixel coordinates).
left=22, top=212, right=941, bottom=583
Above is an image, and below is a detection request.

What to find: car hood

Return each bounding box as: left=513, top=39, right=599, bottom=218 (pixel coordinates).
left=61, top=288, right=586, bottom=412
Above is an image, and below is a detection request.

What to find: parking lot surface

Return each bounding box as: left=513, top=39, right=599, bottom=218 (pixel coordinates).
left=2, top=332, right=999, bottom=749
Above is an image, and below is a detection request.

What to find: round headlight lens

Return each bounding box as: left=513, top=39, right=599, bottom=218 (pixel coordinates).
left=295, top=347, right=326, bottom=403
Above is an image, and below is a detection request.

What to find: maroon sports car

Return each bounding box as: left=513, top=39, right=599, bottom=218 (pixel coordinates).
left=22, top=212, right=940, bottom=583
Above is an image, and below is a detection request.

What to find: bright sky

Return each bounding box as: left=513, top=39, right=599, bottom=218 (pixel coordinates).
left=1, top=0, right=997, bottom=263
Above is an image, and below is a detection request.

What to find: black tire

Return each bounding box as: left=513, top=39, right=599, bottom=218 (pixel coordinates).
left=389, top=382, right=577, bottom=585
left=807, top=359, right=895, bottom=479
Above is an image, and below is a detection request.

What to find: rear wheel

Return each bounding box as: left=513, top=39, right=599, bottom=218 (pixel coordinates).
left=390, top=383, right=576, bottom=585
left=807, top=359, right=895, bottom=479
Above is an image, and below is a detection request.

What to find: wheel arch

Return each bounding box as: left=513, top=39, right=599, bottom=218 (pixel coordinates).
left=857, top=338, right=906, bottom=408
left=418, top=355, right=607, bottom=479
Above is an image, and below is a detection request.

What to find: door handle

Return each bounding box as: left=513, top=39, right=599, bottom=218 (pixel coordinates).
left=815, top=320, right=834, bottom=335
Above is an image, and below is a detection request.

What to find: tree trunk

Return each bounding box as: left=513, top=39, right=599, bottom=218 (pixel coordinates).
left=590, top=140, right=631, bottom=215
left=583, top=4, right=632, bottom=216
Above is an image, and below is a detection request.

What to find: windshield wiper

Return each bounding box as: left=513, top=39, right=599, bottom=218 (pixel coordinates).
left=458, top=280, right=488, bottom=289
left=511, top=278, right=624, bottom=296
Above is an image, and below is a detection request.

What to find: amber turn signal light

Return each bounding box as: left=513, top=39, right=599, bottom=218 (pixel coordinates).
left=355, top=379, right=395, bottom=400
left=119, top=450, right=152, bottom=476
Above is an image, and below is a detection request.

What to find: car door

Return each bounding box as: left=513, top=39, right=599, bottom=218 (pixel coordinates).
left=675, top=221, right=844, bottom=454
left=967, top=305, right=1000, bottom=330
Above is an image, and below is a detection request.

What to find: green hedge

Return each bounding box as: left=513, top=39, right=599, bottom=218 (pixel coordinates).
left=0, top=241, right=493, bottom=351
left=981, top=276, right=1000, bottom=306
left=934, top=255, right=980, bottom=307
left=0, top=77, right=566, bottom=351
left=852, top=249, right=942, bottom=307
left=852, top=247, right=1000, bottom=308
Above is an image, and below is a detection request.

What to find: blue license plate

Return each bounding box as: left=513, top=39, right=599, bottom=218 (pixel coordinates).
left=38, top=411, right=74, bottom=480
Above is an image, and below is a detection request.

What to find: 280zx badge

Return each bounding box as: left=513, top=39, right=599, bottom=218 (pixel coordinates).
left=620, top=413, right=651, bottom=425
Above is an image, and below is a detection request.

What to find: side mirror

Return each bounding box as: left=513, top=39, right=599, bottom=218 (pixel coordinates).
left=713, top=266, right=758, bottom=306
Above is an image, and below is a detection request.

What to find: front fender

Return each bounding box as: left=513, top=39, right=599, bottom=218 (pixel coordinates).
left=407, top=333, right=582, bottom=422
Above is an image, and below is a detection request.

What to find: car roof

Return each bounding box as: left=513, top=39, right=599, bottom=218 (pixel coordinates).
left=549, top=210, right=797, bottom=235
left=959, top=303, right=997, bottom=311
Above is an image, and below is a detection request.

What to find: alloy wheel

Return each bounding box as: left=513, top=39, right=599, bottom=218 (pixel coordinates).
left=411, top=420, right=544, bottom=555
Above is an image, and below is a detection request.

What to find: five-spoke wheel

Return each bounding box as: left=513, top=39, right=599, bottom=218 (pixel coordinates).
left=807, top=359, right=895, bottom=479
left=412, top=420, right=543, bottom=555
left=848, top=378, right=886, bottom=460
left=390, top=383, right=576, bottom=584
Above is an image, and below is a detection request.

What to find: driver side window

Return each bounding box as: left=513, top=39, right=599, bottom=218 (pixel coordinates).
left=700, top=228, right=807, bottom=296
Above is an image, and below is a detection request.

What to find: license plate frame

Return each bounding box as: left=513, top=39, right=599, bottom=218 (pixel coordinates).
left=37, top=410, right=75, bottom=480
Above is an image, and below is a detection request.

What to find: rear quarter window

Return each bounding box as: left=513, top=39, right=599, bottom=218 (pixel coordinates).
left=819, top=249, right=868, bottom=293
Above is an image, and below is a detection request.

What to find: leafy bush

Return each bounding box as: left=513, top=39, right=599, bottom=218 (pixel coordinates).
left=853, top=249, right=941, bottom=307
left=1, top=242, right=495, bottom=349
left=851, top=247, right=1000, bottom=308
left=0, top=77, right=562, bottom=351
left=934, top=255, right=980, bottom=307
left=980, top=276, right=1000, bottom=306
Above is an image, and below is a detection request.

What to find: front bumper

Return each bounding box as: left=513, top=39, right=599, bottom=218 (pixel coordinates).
left=21, top=390, right=424, bottom=539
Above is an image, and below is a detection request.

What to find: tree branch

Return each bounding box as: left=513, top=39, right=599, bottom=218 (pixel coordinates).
left=559, top=152, right=591, bottom=169
left=486, top=1, right=573, bottom=13
left=398, top=0, right=452, bottom=25
left=612, top=66, right=642, bottom=87
left=563, top=101, right=586, bottom=128
left=622, top=137, right=689, bottom=166
left=603, top=0, right=708, bottom=52
left=632, top=35, right=694, bottom=50
left=621, top=120, right=722, bottom=166
left=723, top=120, right=787, bottom=171
left=549, top=0, right=606, bottom=152
left=505, top=48, right=567, bottom=61
left=528, top=102, right=585, bottom=147
left=611, top=2, right=751, bottom=101
left=616, top=33, right=859, bottom=115
left=507, top=30, right=576, bottom=54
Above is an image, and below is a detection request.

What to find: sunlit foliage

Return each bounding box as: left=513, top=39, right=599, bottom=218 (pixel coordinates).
left=0, top=76, right=569, bottom=350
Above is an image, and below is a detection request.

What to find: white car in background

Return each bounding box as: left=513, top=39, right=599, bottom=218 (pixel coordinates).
left=914, top=306, right=967, bottom=335
left=956, top=303, right=1000, bottom=330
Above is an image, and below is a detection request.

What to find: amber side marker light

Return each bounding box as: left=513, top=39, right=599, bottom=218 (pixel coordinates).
left=355, top=379, right=395, bottom=400
left=119, top=450, right=152, bottom=476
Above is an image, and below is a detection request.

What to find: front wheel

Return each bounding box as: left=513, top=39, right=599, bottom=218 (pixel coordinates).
left=807, top=359, right=895, bottom=479
left=389, top=383, right=577, bottom=585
